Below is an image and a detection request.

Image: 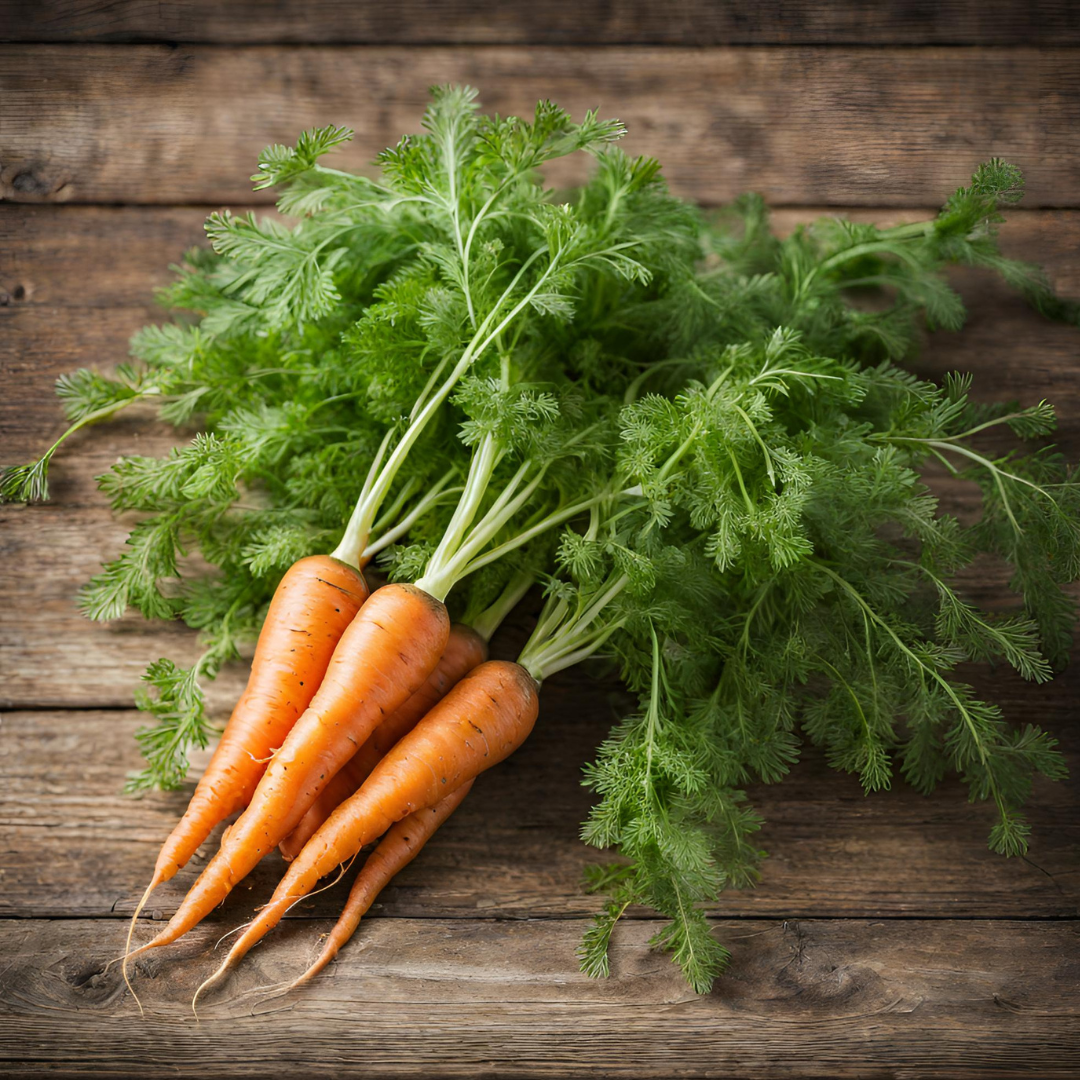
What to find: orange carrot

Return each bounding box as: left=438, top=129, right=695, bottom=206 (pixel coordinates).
left=131, top=583, right=450, bottom=958
left=122, top=555, right=368, bottom=991
left=153, top=556, right=369, bottom=885
left=201, top=660, right=538, bottom=984
left=289, top=781, right=474, bottom=991
left=279, top=623, right=487, bottom=861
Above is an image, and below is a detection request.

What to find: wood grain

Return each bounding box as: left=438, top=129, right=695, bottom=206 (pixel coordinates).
left=5, top=206, right=1078, bottom=308
left=1, top=917, right=1077, bottom=1078
left=0, top=205, right=224, bottom=491
left=0, top=504, right=250, bottom=709
left=1, top=697, right=1076, bottom=922
left=2, top=46, right=1079, bottom=206
left=3, top=1, right=1078, bottom=45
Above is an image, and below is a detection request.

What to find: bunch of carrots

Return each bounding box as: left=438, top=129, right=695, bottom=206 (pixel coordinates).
left=6, top=87, right=1080, bottom=998
left=104, top=90, right=680, bottom=1001
left=126, top=564, right=537, bottom=1003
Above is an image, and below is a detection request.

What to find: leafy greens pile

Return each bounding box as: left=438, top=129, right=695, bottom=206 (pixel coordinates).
left=4, top=87, right=1078, bottom=993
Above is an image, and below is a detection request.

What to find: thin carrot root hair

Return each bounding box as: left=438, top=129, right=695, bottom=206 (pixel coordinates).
left=249, top=981, right=303, bottom=1015
left=192, top=953, right=237, bottom=1019
left=101, top=954, right=124, bottom=974
left=137, top=554, right=370, bottom=946
left=122, top=936, right=163, bottom=967
left=285, top=953, right=345, bottom=994
left=285, top=908, right=361, bottom=993
left=292, top=782, right=476, bottom=991
left=191, top=908, right=283, bottom=1016
left=214, top=919, right=256, bottom=951
left=251, top=853, right=359, bottom=914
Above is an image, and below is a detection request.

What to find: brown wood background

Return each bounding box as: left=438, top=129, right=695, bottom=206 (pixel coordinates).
left=1, top=3, right=1079, bottom=1077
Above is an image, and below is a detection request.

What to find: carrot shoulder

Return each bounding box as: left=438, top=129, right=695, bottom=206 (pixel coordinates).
left=215, top=659, right=538, bottom=973
left=133, top=583, right=450, bottom=956
left=291, top=780, right=474, bottom=990
left=279, top=623, right=487, bottom=861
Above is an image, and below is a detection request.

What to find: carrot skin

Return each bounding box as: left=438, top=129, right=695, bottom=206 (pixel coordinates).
left=293, top=780, right=474, bottom=988
left=154, top=555, right=368, bottom=883
left=221, top=660, right=539, bottom=966
left=279, top=623, right=487, bottom=861
left=140, top=583, right=450, bottom=952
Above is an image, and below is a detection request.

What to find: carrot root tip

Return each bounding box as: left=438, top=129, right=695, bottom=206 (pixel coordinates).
left=192, top=955, right=236, bottom=1019
left=121, top=876, right=161, bottom=1019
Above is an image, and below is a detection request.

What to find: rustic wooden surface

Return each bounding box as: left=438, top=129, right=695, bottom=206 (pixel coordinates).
left=3, top=1, right=1078, bottom=45
left=2, top=919, right=1078, bottom=1078
left=2, top=47, right=1080, bottom=206
left=1, top=9, right=1079, bottom=1078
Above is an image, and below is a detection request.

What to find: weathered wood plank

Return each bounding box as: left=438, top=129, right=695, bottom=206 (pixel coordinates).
left=1, top=694, right=1075, bottom=921
left=1, top=36, right=1077, bottom=1078
left=2, top=47, right=1079, bottom=206
left=0, top=917, right=1076, bottom=1078
left=3, top=205, right=1078, bottom=466
left=2, top=206, right=1077, bottom=938
left=0, top=504, right=251, bottom=708
left=0, top=205, right=212, bottom=466
left=3, top=1, right=1078, bottom=45
left=0, top=203, right=212, bottom=307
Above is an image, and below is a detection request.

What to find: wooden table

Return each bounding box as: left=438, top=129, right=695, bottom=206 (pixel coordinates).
left=1, top=4, right=1079, bottom=1076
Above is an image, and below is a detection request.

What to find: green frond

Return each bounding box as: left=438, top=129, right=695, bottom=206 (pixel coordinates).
left=126, top=658, right=213, bottom=791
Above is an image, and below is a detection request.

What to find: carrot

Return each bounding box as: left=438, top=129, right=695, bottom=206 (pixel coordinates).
left=199, top=659, right=539, bottom=985
left=279, top=623, right=487, bottom=861
left=129, top=582, right=450, bottom=959
left=122, top=555, right=367, bottom=992
left=154, top=556, right=368, bottom=883
left=288, top=781, right=474, bottom=991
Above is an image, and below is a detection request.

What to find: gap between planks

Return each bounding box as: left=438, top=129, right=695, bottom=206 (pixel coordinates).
left=3, top=699, right=1075, bottom=922
left=6, top=912, right=1075, bottom=923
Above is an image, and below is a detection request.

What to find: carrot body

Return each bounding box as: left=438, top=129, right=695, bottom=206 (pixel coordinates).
left=292, top=781, right=474, bottom=989
left=137, top=583, right=450, bottom=954
left=154, top=555, right=368, bottom=885
left=220, top=660, right=539, bottom=968
left=279, top=624, right=487, bottom=861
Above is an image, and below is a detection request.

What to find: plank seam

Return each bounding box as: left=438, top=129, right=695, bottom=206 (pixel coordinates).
left=0, top=702, right=143, bottom=712
left=3, top=40, right=1080, bottom=49
left=4, top=912, right=1076, bottom=923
